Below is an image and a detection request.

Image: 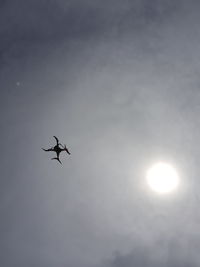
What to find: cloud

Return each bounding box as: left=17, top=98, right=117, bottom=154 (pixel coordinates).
left=102, top=242, right=199, bottom=267
left=0, top=0, right=182, bottom=54
left=1, top=0, right=200, bottom=266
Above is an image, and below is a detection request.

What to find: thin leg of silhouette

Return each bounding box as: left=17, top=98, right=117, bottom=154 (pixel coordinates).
left=51, top=157, right=62, bottom=164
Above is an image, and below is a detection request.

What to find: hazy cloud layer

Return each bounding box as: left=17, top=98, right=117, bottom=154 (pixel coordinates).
left=1, top=1, right=200, bottom=266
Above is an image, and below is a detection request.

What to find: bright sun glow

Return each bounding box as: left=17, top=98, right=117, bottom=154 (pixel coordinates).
left=146, top=162, right=179, bottom=194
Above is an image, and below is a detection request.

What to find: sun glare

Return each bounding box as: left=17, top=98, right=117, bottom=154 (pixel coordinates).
left=146, top=162, right=179, bottom=194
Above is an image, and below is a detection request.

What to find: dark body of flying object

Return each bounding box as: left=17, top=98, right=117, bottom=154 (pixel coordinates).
left=42, top=136, right=70, bottom=164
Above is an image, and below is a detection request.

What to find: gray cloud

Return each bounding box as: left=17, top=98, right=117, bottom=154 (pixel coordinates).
left=102, top=241, right=200, bottom=267
left=1, top=0, right=200, bottom=266
left=0, top=0, right=183, bottom=62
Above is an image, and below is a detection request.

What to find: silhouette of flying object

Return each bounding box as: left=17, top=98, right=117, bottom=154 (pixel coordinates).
left=42, top=136, right=70, bottom=164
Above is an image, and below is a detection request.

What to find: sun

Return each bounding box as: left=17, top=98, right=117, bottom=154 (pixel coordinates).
left=146, top=162, right=179, bottom=194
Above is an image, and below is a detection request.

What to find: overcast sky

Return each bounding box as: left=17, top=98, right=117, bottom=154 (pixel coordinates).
left=1, top=0, right=200, bottom=266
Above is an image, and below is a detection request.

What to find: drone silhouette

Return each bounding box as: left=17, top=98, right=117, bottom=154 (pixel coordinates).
left=42, top=136, right=70, bottom=164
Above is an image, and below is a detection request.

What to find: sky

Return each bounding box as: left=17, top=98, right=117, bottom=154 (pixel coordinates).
left=1, top=0, right=200, bottom=266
